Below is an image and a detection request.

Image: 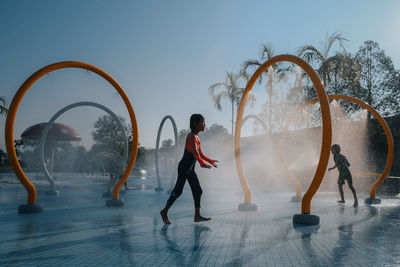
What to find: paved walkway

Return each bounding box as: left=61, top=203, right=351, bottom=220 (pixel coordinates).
left=1, top=175, right=400, bottom=266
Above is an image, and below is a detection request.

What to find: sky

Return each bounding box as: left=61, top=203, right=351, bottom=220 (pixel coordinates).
left=1, top=0, right=400, bottom=150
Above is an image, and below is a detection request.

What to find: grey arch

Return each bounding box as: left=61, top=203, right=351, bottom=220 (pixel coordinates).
left=39, top=101, right=129, bottom=193
left=155, top=115, right=179, bottom=191
left=242, top=115, right=268, bottom=133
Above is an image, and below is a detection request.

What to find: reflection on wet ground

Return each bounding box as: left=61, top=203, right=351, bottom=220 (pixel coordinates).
left=1, top=177, right=400, bottom=266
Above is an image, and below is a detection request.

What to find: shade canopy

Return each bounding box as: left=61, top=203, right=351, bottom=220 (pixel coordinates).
left=21, top=122, right=82, bottom=141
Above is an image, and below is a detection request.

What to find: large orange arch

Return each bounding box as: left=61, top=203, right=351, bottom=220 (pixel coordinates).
left=280, top=94, right=394, bottom=199
left=5, top=61, right=138, bottom=206
left=235, top=54, right=332, bottom=214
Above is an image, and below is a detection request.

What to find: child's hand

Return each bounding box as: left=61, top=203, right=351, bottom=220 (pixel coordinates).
left=201, top=164, right=212, bottom=169
left=211, top=160, right=219, bottom=168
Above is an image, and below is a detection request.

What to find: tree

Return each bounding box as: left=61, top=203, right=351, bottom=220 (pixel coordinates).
left=325, top=53, right=358, bottom=93
left=355, top=40, right=400, bottom=117
left=209, top=70, right=255, bottom=135
left=160, top=138, right=176, bottom=158
left=242, top=43, right=282, bottom=133
left=297, top=32, right=348, bottom=89
left=0, top=96, right=8, bottom=116
left=91, top=115, right=132, bottom=174
left=92, top=115, right=132, bottom=155
left=161, top=138, right=174, bottom=150
left=200, top=123, right=230, bottom=141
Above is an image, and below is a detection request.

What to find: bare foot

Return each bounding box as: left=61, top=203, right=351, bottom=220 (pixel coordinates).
left=160, top=210, right=171, bottom=224
left=353, top=200, right=358, bottom=207
left=194, top=216, right=211, bottom=222
left=337, top=200, right=345, bottom=204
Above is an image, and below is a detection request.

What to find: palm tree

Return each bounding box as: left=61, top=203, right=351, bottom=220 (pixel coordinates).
left=242, top=43, right=288, bottom=132
left=209, top=70, right=255, bottom=135
left=297, top=32, right=348, bottom=88
left=0, top=97, right=8, bottom=116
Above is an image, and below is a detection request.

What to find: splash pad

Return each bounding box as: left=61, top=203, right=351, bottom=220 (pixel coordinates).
left=4, top=61, right=138, bottom=213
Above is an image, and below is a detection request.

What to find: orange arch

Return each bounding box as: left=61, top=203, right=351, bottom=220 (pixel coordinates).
left=281, top=94, right=394, bottom=198
left=235, top=54, right=332, bottom=214
left=5, top=61, right=138, bottom=204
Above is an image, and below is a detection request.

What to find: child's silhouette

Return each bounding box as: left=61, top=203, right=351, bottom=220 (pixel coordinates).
left=328, top=144, right=358, bottom=207
left=160, top=114, right=218, bottom=224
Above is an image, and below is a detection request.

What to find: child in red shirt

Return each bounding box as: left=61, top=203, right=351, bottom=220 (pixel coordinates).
left=160, top=114, right=218, bottom=224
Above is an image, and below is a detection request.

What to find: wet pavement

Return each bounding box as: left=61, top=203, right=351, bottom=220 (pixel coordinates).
left=1, top=174, right=400, bottom=266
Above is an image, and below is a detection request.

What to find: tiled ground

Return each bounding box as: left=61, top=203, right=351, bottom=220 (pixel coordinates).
left=1, top=175, right=400, bottom=266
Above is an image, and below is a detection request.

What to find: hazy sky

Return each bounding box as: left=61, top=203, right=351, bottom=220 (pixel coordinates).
left=1, top=0, right=400, bottom=150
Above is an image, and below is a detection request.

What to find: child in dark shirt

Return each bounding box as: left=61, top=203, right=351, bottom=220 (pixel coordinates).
left=328, top=144, right=358, bottom=207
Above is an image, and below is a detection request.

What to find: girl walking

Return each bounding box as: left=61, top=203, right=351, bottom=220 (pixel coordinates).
left=160, top=114, right=218, bottom=224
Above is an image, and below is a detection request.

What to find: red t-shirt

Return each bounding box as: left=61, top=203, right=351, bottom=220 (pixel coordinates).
left=185, top=132, right=213, bottom=166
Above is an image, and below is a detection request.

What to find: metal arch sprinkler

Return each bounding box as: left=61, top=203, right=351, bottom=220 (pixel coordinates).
left=280, top=95, right=394, bottom=206
left=242, top=115, right=269, bottom=133
left=37, top=101, right=129, bottom=197
left=4, top=61, right=138, bottom=213
left=235, top=54, right=332, bottom=226
left=155, top=115, right=179, bottom=191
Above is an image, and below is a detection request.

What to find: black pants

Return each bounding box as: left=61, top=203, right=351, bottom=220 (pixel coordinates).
left=167, top=168, right=203, bottom=208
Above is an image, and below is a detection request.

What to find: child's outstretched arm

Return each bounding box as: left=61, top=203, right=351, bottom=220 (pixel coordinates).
left=328, top=164, right=337, bottom=171
left=198, top=148, right=218, bottom=167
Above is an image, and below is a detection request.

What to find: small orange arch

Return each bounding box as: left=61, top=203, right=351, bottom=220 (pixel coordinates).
left=5, top=61, right=138, bottom=204
left=235, top=54, right=332, bottom=214
left=280, top=94, right=394, bottom=199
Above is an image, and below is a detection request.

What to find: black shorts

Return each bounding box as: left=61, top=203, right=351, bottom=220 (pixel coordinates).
left=338, top=173, right=352, bottom=186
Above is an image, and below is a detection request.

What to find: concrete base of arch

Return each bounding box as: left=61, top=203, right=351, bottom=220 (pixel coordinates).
left=103, top=190, right=126, bottom=198
left=102, top=192, right=112, bottom=198
left=238, top=202, right=257, bottom=212
left=291, top=195, right=302, bottom=203
left=105, top=199, right=124, bottom=207
left=364, top=197, right=381, bottom=205
left=18, top=203, right=44, bottom=214
left=155, top=187, right=164, bottom=192
left=293, top=214, right=320, bottom=225
left=45, top=190, right=59, bottom=196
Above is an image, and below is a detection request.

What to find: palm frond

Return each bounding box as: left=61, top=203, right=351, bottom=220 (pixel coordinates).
left=245, top=92, right=257, bottom=108
left=241, top=59, right=262, bottom=72
left=226, top=71, right=236, bottom=86
left=242, top=60, right=265, bottom=84
left=208, top=82, right=226, bottom=96
left=260, top=43, right=274, bottom=61
left=326, top=32, right=348, bottom=55
left=214, top=91, right=228, bottom=110
left=297, top=45, right=326, bottom=65
left=238, top=69, right=250, bottom=83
